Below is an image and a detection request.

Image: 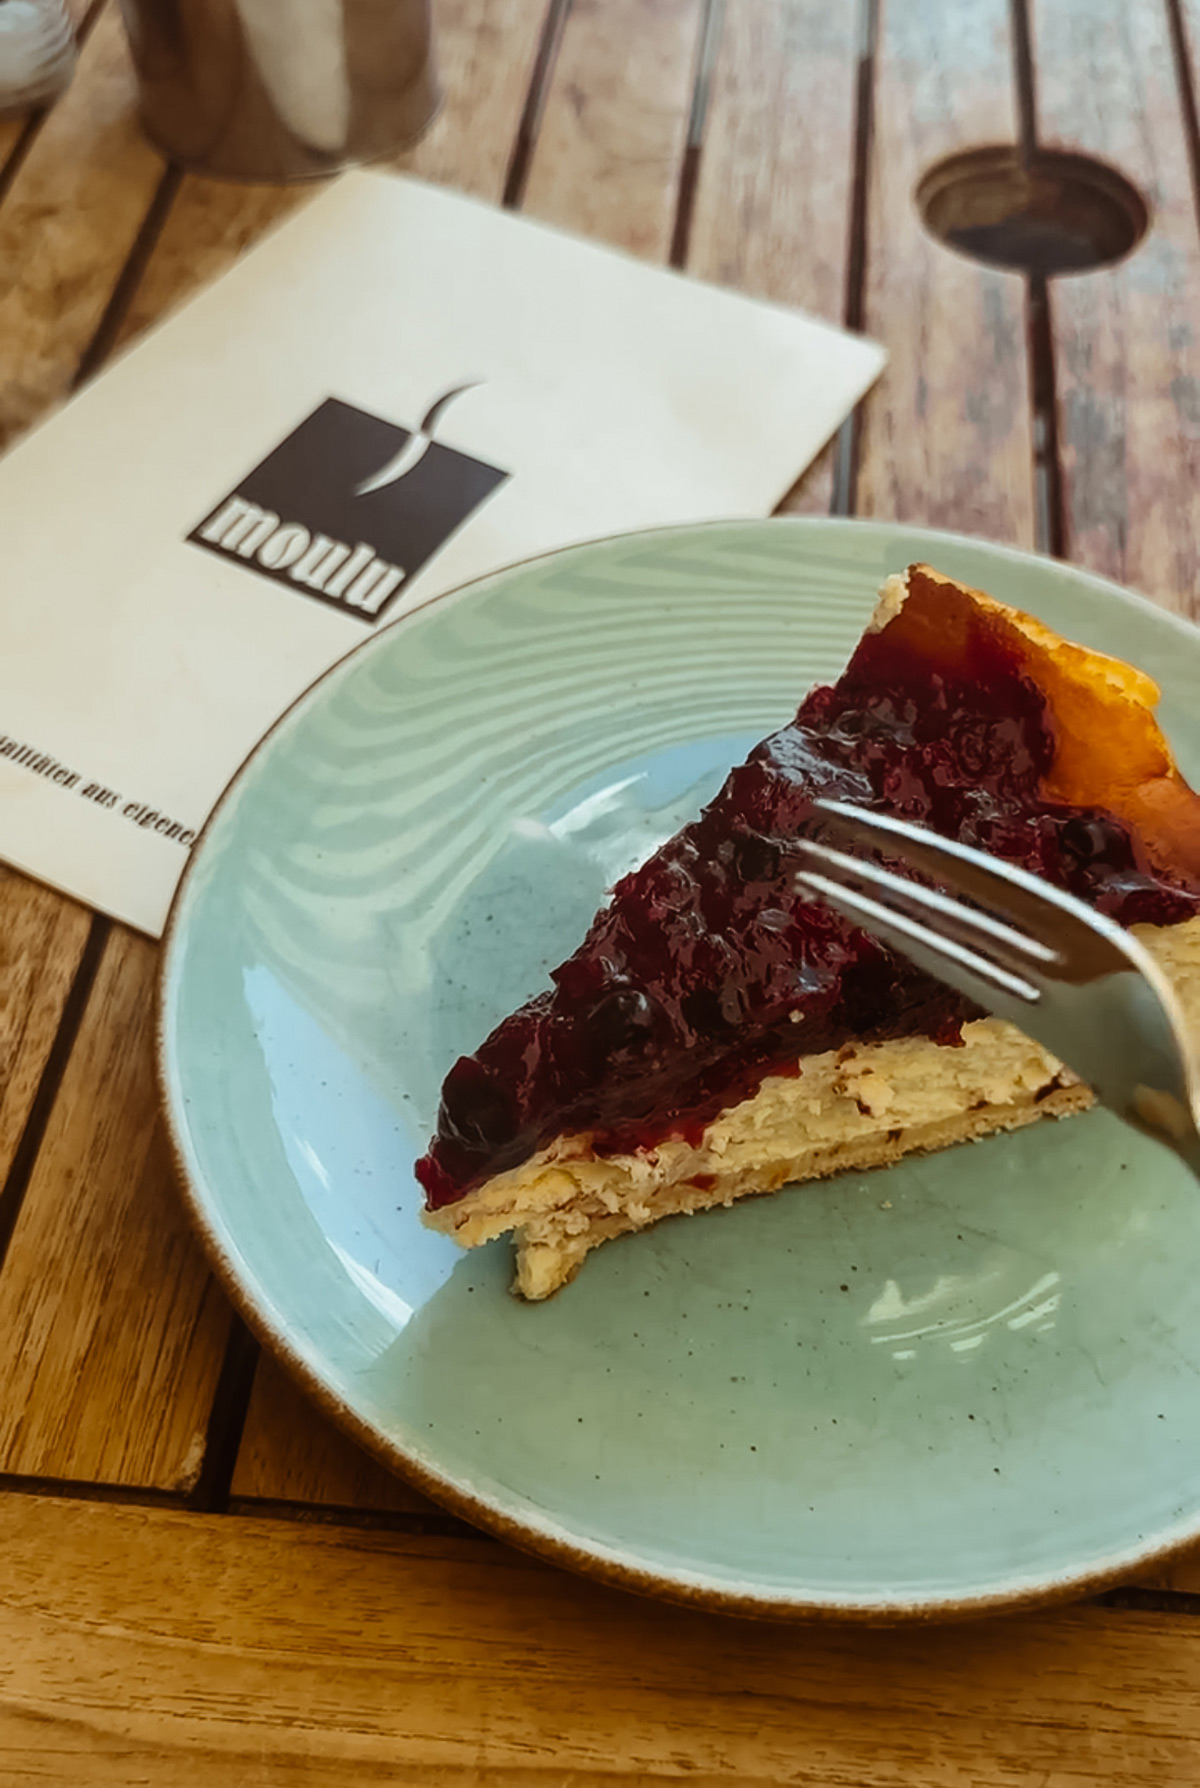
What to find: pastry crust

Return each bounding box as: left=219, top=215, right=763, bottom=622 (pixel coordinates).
left=419, top=566, right=1200, bottom=1298
left=425, top=916, right=1200, bottom=1300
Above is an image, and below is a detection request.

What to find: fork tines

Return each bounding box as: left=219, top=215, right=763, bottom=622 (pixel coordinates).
left=793, top=798, right=1124, bottom=1017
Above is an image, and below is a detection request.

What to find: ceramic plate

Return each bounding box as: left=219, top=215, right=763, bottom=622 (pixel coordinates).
left=159, top=518, right=1200, bottom=1618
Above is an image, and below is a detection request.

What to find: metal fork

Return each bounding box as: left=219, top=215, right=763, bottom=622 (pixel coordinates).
left=794, top=798, right=1200, bottom=1179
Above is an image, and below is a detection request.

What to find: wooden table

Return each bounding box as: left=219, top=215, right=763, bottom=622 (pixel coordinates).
left=4, top=0, right=1200, bottom=1778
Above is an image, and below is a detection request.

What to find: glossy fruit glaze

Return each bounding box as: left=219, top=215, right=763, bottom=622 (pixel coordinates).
left=416, top=571, right=1200, bottom=1208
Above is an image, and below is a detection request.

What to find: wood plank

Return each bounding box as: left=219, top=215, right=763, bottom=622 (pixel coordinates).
left=0, top=873, right=91, bottom=1188
left=1146, top=1532, right=1200, bottom=1595
left=404, top=0, right=558, bottom=198
left=110, top=0, right=553, bottom=355
left=4, top=1493, right=1200, bottom=1784
left=0, top=2, right=164, bottom=451
left=856, top=0, right=1036, bottom=543
left=521, top=0, right=706, bottom=260
left=686, top=0, right=860, bottom=517
left=0, top=929, right=230, bottom=1489
left=772, top=436, right=839, bottom=518
left=1037, top=0, right=1200, bottom=619
left=0, top=0, right=132, bottom=1237
left=0, top=116, right=28, bottom=172
left=1141, top=1555, right=1200, bottom=1595
left=687, top=1, right=855, bottom=341
left=231, top=1353, right=441, bottom=1518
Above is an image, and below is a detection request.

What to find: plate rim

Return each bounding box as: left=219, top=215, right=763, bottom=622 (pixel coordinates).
left=155, top=513, right=1200, bottom=1622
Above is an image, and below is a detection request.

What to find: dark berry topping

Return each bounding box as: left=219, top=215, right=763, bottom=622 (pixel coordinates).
left=416, top=596, right=1200, bottom=1208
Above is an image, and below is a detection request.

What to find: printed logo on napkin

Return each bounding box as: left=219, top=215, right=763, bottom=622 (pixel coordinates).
left=189, top=390, right=508, bottom=623
left=0, top=170, right=886, bottom=936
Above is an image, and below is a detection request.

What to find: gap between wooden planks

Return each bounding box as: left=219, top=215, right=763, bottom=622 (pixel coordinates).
left=856, top=0, right=1037, bottom=543
left=0, top=2, right=166, bottom=451
left=685, top=0, right=861, bottom=514
left=1035, top=0, right=1200, bottom=619
left=0, top=3, right=166, bottom=1264
left=0, top=929, right=230, bottom=1488
left=4, top=1492, right=1200, bottom=1786
left=0, top=874, right=91, bottom=1199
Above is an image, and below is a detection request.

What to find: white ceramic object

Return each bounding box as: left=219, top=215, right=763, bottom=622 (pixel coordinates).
left=0, top=0, right=74, bottom=113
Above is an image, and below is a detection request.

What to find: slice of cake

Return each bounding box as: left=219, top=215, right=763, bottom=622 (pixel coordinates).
left=416, top=564, right=1200, bottom=1299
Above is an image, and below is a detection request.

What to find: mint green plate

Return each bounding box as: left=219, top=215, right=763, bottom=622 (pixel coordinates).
left=159, top=518, right=1200, bottom=1619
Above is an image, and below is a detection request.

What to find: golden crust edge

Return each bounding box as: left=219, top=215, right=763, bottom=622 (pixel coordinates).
left=509, top=1080, right=1092, bottom=1301
left=899, top=561, right=1164, bottom=710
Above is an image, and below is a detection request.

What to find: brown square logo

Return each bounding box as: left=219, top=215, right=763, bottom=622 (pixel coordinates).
left=189, top=390, right=508, bottom=623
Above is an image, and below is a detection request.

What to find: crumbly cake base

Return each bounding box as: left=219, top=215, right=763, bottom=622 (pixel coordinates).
left=424, top=917, right=1200, bottom=1300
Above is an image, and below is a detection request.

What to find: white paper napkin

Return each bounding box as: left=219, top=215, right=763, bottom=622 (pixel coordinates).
left=0, top=170, right=885, bottom=934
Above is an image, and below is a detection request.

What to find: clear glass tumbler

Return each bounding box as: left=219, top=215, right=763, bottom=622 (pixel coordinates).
left=117, top=0, right=439, bottom=181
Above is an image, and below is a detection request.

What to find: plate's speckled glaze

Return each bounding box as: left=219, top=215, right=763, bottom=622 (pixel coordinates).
left=158, top=518, right=1200, bottom=1618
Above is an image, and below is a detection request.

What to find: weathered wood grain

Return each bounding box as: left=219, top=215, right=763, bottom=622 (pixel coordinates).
left=856, top=0, right=1036, bottom=542
left=1036, top=0, right=1200, bottom=618
left=686, top=0, right=860, bottom=516
left=0, top=873, right=91, bottom=1190
left=4, top=1493, right=1200, bottom=1785
left=0, top=114, right=28, bottom=172
left=111, top=0, right=554, bottom=355
left=231, top=1353, right=441, bottom=1517
left=0, top=6, right=217, bottom=1497
left=0, top=0, right=95, bottom=169
left=0, top=6, right=136, bottom=1231
left=403, top=0, right=559, bottom=197
left=687, top=0, right=855, bottom=336
left=0, top=2, right=164, bottom=450
left=773, top=436, right=840, bottom=519
left=0, top=928, right=230, bottom=1488
left=521, top=0, right=706, bottom=259
left=107, top=177, right=309, bottom=355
